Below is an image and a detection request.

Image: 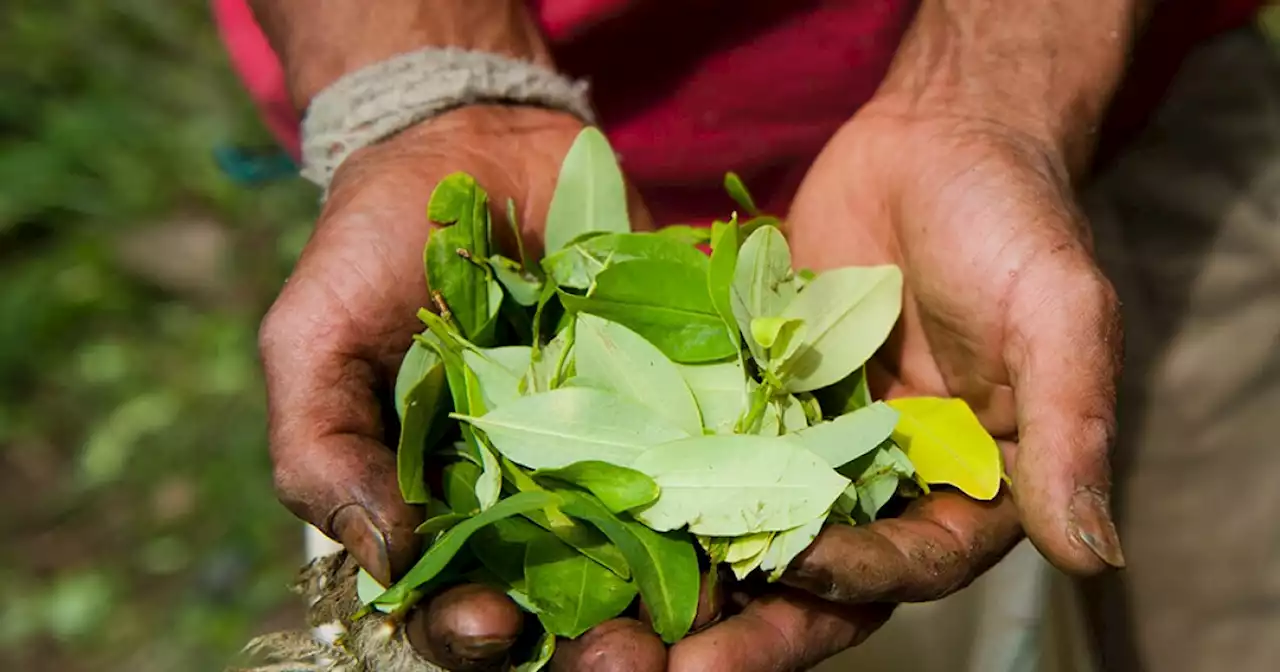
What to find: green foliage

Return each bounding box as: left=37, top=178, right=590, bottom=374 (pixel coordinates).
left=1, top=3, right=317, bottom=671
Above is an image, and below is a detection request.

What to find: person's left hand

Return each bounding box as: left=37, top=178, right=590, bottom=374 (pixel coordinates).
left=665, top=92, right=1123, bottom=670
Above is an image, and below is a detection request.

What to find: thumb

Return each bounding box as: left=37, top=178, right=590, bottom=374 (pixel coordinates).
left=1003, top=246, right=1125, bottom=575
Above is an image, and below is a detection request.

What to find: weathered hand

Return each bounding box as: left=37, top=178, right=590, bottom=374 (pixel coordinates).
left=257, top=105, right=663, bottom=672
left=669, top=100, right=1124, bottom=670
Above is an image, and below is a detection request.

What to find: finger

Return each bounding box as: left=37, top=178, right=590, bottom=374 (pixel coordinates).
left=1003, top=250, right=1124, bottom=574
left=405, top=583, right=524, bottom=671
left=782, top=490, right=1022, bottom=604
left=259, top=289, right=423, bottom=585
left=551, top=618, right=667, bottom=672
left=668, top=590, right=892, bottom=672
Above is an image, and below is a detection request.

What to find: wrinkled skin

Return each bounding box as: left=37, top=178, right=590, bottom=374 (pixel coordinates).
left=259, top=99, right=1122, bottom=670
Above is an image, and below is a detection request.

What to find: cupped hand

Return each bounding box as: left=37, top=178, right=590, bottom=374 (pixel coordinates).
left=257, top=105, right=662, bottom=672
left=669, top=101, right=1124, bottom=670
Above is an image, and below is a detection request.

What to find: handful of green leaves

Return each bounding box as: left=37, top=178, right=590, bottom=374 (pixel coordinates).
left=359, top=128, right=1004, bottom=667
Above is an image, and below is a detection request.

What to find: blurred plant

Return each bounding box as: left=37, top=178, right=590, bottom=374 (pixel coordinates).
left=0, top=1, right=318, bottom=671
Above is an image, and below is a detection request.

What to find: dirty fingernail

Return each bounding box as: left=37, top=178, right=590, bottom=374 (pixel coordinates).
left=1069, top=488, right=1126, bottom=569
left=333, top=504, right=391, bottom=584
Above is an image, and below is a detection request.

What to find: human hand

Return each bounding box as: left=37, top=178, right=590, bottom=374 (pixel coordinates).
left=258, top=105, right=664, bottom=671
left=668, top=99, right=1124, bottom=670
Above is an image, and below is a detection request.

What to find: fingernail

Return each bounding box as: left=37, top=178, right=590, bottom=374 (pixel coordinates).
left=333, top=504, right=391, bottom=585
left=1069, top=487, right=1126, bottom=568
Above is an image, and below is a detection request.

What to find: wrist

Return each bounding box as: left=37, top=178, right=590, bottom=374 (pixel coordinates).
left=249, top=0, right=556, bottom=111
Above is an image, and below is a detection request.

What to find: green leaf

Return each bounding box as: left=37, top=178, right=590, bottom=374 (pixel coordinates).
left=525, top=534, right=637, bottom=638
left=375, top=491, right=559, bottom=606
left=394, top=339, right=439, bottom=421
left=505, top=197, right=533, bottom=272
left=677, top=360, right=748, bottom=435
left=462, top=365, right=503, bottom=510
left=513, top=630, right=557, bottom=672
left=462, top=346, right=531, bottom=411
left=533, top=461, right=660, bottom=513
left=395, top=342, right=448, bottom=504
left=556, top=489, right=700, bottom=644
left=573, top=314, right=703, bottom=435
left=498, top=461, right=634, bottom=579
left=490, top=255, right=544, bottom=307
left=544, top=128, right=631, bottom=254
left=443, top=460, right=482, bottom=513
left=560, top=259, right=737, bottom=363
left=814, top=366, right=873, bottom=416
left=425, top=173, right=501, bottom=344
left=524, top=323, right=571, bottom=394
left=631, top=435, right=850, bottom=536
left=723, top=172, right=760, bottom=216
left=469, top=516, right=548, bottom=585
left=456, top=387, right=691, bottom=470
left=542, top=233, right=709, bottom=290
left=777, top=265, right=902, bottom=393
left=787, top=402, right=900, bottom=468
left=887, top=397, right=1002, bottom=500
left=416, top=512, right=469, bottom=537
left=654, top=225, right=713, bottom=246
left=707, top=217, right=741, bottom=340
left=842, top=443, right=914, bottom=521
left=759, top=516, right=825, bottom=581
left=731, top=226, right=796, bottom=366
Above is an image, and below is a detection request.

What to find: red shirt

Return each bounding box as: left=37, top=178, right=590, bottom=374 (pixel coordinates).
left=213, top=0, right=1262, bottom=224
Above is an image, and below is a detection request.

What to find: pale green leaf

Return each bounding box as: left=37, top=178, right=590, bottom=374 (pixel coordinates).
left=456, top=387, right=691, bottom=470
left=723, top=532, right=772, bottom=563
left=760, top=516, right=825, bottom=581
left=556, top=489, right=700, bottom=644
left=544, top=128, right=631, bottom=254
left=533, top=460, right=659, bottom=513
left=525, top=534, right=637, bottom=638
left=356, top=569, right=393, bottom=613
left=888, top=397, right=1002, bottom=500
left=731, top=226, right=796, bottom=366
left=490, top=255, right=543, bottom=306
left=677, top=360, right=747, bottom=435
left=462, top=365, right=503, bottom=510
left=573, top=314, right=703, bottom=435
left=787, top=402, right=899, bottom=468
left=631, top=435, right=850, bottom=536
left=524, top=326, right=571, bottom=394
left=560, top=259, right=737, bottom=363
left=729, top=536, right=772, bottom=580
left=755, top=386, right=808, bottom=436
left=778, top=265, right=903, bottom=392
left=442, top=460, right=481, bottom=513
left=462, top=346, right=531, bottom=410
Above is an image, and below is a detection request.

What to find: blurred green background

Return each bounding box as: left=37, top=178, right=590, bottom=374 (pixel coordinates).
left=1, top=2, right=318, bottom=670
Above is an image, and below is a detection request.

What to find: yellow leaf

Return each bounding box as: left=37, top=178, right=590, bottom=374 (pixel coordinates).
left=886, top=397, right=1003, bottom=500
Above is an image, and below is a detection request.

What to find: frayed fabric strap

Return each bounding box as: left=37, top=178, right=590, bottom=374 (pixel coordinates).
left=300, top=47, right=595, bottom=193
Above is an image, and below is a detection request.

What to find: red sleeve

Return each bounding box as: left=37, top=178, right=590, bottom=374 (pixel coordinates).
left=211, top=0, right=302, bottom=159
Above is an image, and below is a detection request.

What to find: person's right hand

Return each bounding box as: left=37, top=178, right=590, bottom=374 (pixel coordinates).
left=258, top=105, right=664, bottom=672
